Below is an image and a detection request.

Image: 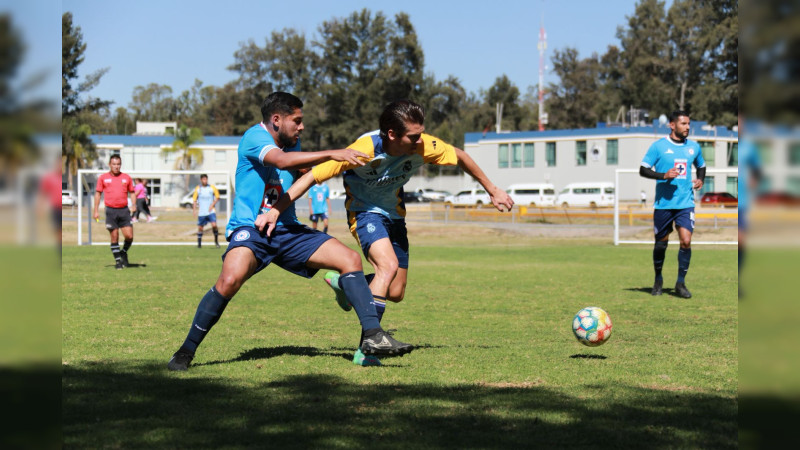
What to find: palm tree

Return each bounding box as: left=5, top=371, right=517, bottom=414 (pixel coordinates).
left=162, top=124, right=204, bottom=190
left=62, top=118, right=96, bottom=190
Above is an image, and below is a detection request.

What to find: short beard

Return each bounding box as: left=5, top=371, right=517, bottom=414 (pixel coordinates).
left=277, top=129, right=296, bottom=149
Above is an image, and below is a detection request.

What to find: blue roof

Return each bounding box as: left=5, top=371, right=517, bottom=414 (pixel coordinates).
left=464, top=121, right=738, bottom=144
left=90, top=134, right=240, bottom=146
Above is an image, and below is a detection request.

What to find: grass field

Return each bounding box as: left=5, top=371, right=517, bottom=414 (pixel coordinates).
left=61, top=225, right=738, bottom=448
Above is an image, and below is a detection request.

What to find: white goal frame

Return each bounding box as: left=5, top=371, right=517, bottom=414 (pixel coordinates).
left=77, top=169, right=232, bottom=246
left=614, top=168, right=739, bottom=245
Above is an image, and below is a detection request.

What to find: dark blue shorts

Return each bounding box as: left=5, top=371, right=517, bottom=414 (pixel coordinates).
left=198, top=213, right=217, bottom=226
left=224, top=225, right=333, bottom=278
left=309, top=213, right=328, bottom=222
left=738, top=208, right=748, bottom=231
left=653, top=208, right=695, bottom=240
left=350, top=212, right=409, bottom=269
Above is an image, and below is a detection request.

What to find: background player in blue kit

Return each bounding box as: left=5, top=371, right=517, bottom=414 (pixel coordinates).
left=308, top=181, right=331, bottom=233
left=263, top=99, right=514, bottom=366
left=192, top=174, right=220, bottom=248
left=167, top=92, right=413, bottom=371
left=736, top=113, right=762, bottom=299
left=639, top=110, right=706, bottom=298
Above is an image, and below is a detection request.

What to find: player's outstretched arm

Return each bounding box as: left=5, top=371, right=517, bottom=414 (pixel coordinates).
left=455, top=148, right=514, bottom=212
left=264, top=148, right=369, bottom=171
left=255, top=171, right=318, bottom=236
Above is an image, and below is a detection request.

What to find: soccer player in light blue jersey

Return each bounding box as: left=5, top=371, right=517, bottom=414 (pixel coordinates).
left=192, top=174, right=220, bottom=248
left=737, top=113, right=762, bottom=299
left=640, top=110, right=706, bottom=298
left=308, top=181, right=331, bottom=233
left=167, top=92, right=413, bottom=371
left=264, top=99, right=514, bottom=366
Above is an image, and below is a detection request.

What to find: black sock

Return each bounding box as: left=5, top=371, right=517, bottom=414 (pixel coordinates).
left=738, top=248, right=743, bottom=275
left=653, top=240, right=668, bottom=281
left=197, top=232, right=203, bottom=247
left=337, top=271, right=381, bottom=331
left=110, top=243, right=121, bottom=262
left=180, top=287, right=231, bottom=354
left=677, top=247, right=691, bottom=284
left=123, top=239, right=132, bottom=253
left=323, top=226, right=328, bottom=233
left=213, top=227, right=219, bottom=244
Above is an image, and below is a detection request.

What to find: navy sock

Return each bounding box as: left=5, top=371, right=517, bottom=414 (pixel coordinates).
left=677, top=247, right=691, bottom=284
left=180, top=287, right=231, bottom=354
left=123, top=239, right=132, bottom=253
left=738, top=248, right=743, bottom=275
left=337, top=271, right=380, bottom=331
left=197, top=232, right=203, bottom=247
left=213, top=227, right=219, bottom=244
left=653, top=240, right=668, bottom=281
left=110, top=243, right=121, bottom=262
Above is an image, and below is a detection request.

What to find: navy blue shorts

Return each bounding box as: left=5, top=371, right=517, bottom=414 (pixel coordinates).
left=309, top=213, right=328, bottom=223
left=653, top=208, right=695, bottom=240
left=224, top=225, right=333, bottom=278
left=738, top=208, right=748, bottom=231
left=198, top=213, right=217, bottom=226
left=350, top=212, right=409, bottom=269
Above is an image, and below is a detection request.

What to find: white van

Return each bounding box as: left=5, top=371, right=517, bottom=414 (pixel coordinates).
left=445, top=188, right=490, bottom=206
left=506, top=183, right=556, bottom=207
left=556, top=182, right=615, bottom=207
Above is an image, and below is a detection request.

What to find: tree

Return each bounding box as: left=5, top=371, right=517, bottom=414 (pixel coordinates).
left=162, top=124, right=204, bottom=190
left=0, top=13, right=37, bottom=171
left=129, top=82, right=177, bottom=122
left=62, top=12, right=111, bottom=189
left=545, top=49, right=603, bottom=129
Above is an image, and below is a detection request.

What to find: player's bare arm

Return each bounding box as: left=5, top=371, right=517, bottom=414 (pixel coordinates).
left=263, top=148, right=369, bottom=171
left=455, top=148, right=514, bottom=212
left=255, top=170, right=318, bottom=235
left=92, top=191, right=101, bottom=220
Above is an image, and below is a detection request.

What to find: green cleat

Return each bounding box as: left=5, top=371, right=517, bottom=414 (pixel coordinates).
left=353, top=348, right=381, bottom=366
left=324, top=271, right=352, bottom=311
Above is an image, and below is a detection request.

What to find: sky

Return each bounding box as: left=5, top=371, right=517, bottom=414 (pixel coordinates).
left=6, top=0, right=671, bottom=111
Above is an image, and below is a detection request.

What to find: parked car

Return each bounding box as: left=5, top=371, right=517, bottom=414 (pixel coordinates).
left=700, top=192, right=737, bottom=207
left=556, top=182, right=615, bottom=207
left=180, top=183, right=230, bottom=208
left=62, top=190, right=76, bottom=206
left=402, top=190, right=427, bottom=203
left=445, top=188, right=490, bottom=206
left=415, top=188, right=451, bottom=202
left=756, top=191, right=800, bottom=206
left=506, top=183, right=556, bottom=207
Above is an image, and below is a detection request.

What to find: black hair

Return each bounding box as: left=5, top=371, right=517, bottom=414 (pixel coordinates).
left=109, top=154, right=121, bottom=162
left=261, top=92, right=303, bottom=123
left=379, top=100, right=425, bottom=138
left=669, top=110, right=690, bottom=123
left=200, top=174, right=208, bottom=178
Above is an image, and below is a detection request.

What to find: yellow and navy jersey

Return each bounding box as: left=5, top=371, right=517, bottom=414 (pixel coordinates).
left=311, top=130, right=458, bottom=219
left=193, top=184, right=220, bottom=217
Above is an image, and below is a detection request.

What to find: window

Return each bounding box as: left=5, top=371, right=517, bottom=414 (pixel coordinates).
left=727, top=142, right=738, bottom=166
left=699, top=175, right=715, bottom=196
left=756, top=141, right=772, bottom=164
left=699, top=141, right=715, bottom=166
left=523, top=143, right=534, bottom=167
left=215, top=150, right=226, bottom=163
left=546, top=142, right=556, bottom=167
left=511, top=143, right=522, bottom=168
left=498, top=144, right=509, bottom=168
left=788, top=176, right=800, bottom=196
left=604, top=187, right=615, bottom=194
left=606, top=139, right=618, bottom=165
left=576, top=141, right=587, bottom=166
left=789, top=143, right=800, bottom=166
left=727, top=176, right=738, bottom=198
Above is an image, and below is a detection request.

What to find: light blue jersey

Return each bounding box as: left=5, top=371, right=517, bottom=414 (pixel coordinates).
left=226, top=123, right=301, bottom=238
left=308, top=183, right=330, bottom=214
left=192, top=184, right=219, bottom=217
left=641, top=137, right=706, bottom=209
left=738, top=139, right=760, bottom=211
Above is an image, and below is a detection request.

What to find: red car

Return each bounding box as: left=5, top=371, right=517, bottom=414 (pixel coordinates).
left=700, top=192, right=738, bottom=207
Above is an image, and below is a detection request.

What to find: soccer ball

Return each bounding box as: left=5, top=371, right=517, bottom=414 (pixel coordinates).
left=572, top=307, right=613, bottom=347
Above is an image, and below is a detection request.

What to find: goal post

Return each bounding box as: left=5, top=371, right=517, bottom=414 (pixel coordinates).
left=76, top=169, right=232, bottom=246
left=614, top=168, right=739, bottom=245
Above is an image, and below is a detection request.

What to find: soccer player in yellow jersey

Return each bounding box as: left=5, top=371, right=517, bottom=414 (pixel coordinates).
left=259, top=99, right=514, bottom=365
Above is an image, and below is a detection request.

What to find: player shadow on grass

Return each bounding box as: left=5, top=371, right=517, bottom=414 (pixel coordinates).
left=105, top=263, right=147, bottom=268
left=569, top=354, right=607, bottom=359
left=623, top=287, right=687, bottom=298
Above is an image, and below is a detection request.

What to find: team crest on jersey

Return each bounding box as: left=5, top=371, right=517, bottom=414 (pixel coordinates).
left=674, top=159, right=688, bottom=178
left=233, top=230, right=250, bottom=241
left=689, top=148, right=694, bottom=155
left=367, top=223, right=376, bottom=233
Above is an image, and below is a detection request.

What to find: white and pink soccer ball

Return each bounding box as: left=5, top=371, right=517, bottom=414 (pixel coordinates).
left=572, top=306, right=613, bottom=347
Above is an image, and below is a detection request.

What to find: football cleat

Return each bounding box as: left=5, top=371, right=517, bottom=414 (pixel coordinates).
left=352, top=348, right=382, bottom=366
left=167, top=350, right=195, bottom=371
left=120, top=251, right=129, bottom=268
left=115, top=260, right=124, bottom=270
left=360, top=330, right=413, bottom=356
left=324, top=271, right=351, bottom=312
left=650, top=279, right=663, bottom=296
left=674, top=282, right=692, bottom=298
